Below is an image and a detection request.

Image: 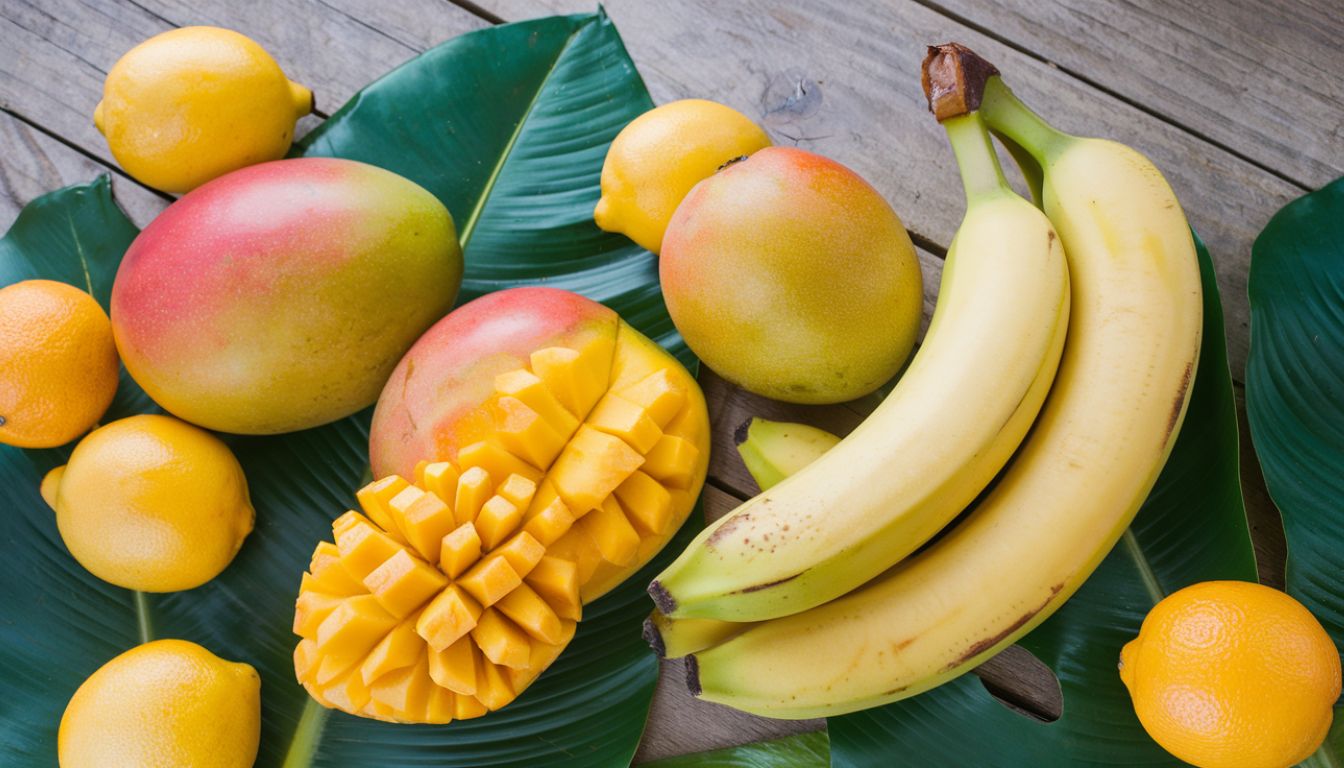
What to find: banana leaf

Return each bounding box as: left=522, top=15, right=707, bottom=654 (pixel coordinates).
left=828, top=234, right=1259, bottom=766
left=0, top=11, right=690, bottom=766
left=642, top=732, right=830, bottom=768
left=1245, top=177, right=1344, bottom=763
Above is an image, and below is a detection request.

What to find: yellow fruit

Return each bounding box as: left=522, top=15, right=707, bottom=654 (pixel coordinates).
left=295, top=469, right=580, bottom=723
left=594, top=99, right=771, bottom=253
left=1119, top=581, right=1341, bottom=768
left=42, top=414, right=254, bottom=592
left=0, top=280, right=119, bottom=448
left=661, top=146, right=923, bottom=403
left=95, top=26, right=314, bottom=193
left=59, top=639, right=260, bottom=768
left=370, top=287, right=711, bottom=603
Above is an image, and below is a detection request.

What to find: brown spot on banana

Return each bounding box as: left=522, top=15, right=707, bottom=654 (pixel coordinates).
left=1164, top=361, right=1195, bottom=445
left=947, top=582, right=1065, bottom=669
left=736, top=572, right=802, bottom=594
left=705, top=510, right=753, bottom=547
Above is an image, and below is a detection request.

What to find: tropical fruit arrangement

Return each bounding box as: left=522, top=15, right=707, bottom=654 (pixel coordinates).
left=0, top=15, right=1340, bottom=768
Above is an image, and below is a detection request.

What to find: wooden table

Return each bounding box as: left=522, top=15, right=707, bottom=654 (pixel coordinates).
left=3, top=0, right=1340, bottom=761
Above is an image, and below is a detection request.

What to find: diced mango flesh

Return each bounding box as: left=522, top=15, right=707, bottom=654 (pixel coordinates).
left=641, top=434, right=700, bottom=489
left=296, top=330, right=705, bottom=723
left=586, top=393, right=663, bottom=454
left=580, top=496, right=641, bottom=567
left=549, top=426, right=644, bottom=513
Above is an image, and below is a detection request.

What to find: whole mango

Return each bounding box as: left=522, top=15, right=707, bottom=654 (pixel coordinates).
left=660, top=147, right=923, bottom=403
left=111, top=158, right=463, bottom=434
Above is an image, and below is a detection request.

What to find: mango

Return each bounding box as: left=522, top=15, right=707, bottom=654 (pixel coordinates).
left=660, top=146, right=923, bottom=403
left=111, top=157, right=463, bottom=434
left=296, top=288, right=709, bottom=723
left=370, top=286, right=710, bottom=602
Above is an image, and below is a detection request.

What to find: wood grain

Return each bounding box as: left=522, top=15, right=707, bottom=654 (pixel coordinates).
left=931, top=0, right=1344, bottom=189
left=0, top=110, right=165, bottom=227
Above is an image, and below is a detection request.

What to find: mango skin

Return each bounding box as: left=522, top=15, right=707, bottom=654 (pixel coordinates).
left=369, top=286, right=712, bottom=603
left=660, top=146, right=923, bottom=404
left=111, top=158, right=463, bottom=435
left=370, top=287, right=618, bottom=481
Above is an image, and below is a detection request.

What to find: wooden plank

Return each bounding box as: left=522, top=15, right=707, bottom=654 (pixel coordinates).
left=0, top=110, right=165, bottom=228
left=120, top=0, right=482, bottom=111
left=0, top=0, right=170, bottom=170
left=471, top=0, right=1300, bottom=383
left=932, top=0, right=1344, bottom=189
left=0, top=0, right=484, bottom=174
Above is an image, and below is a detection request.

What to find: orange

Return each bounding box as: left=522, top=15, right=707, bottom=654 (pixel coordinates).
left=0, top=280, right=119, bottom=448
left=1119, top=580, right=1341, bottom=768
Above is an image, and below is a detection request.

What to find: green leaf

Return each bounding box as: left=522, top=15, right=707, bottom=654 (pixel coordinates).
left=1245, top=177, right=1344, bottom=645
left=828, top=234, right=1257, bottom=766
left=292, top=10, right=689, bottom=368
left=1245, top=177, right=1344, bottom=766
left=0, top=12, right=689, bottom=767
left=642, top=731, right=830, bottom=768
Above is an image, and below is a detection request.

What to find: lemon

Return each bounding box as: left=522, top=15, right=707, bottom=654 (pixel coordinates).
left=594, top=99, right=771, bottom=254
left=1120, top=580, right=1341, bottom=768
left=42, top=414, right=254, bottom=592
left=59, top=639, right=260, bottom=768
left=95, top=26, right=314, bottom=193
left=0, top=280, right=119, bottom=448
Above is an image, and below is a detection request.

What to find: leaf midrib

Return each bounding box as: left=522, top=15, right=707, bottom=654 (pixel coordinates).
left=270, top=19, right=594, bottom=768
left=454, top=21, right=586, bottom=254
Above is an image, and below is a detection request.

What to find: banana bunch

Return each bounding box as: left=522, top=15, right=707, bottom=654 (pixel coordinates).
left=650, top=96, right=1071, bottom=623
left=647, top=43, right=1203, bottom=718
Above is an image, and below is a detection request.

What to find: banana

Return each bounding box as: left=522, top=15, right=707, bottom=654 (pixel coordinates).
left=733, top=417, right=841, bottom=492
left=685, top=46, right=1203, bottom=719
left=639, top=419, right=827, bottom=661
left=644, top=417, right=837, bottom=658
left=643, top=610, right=755, bottom=659
left=650, top=115, right=1071, bottom=622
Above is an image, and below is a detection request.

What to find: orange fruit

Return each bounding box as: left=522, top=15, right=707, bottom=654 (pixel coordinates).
left=1119, top=580, right=1341, bottom=768
left=0, top=280, right=119, bottom=448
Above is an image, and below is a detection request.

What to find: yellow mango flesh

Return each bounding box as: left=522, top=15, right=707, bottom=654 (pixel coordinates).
left=297, top=320, right=708, bottom=723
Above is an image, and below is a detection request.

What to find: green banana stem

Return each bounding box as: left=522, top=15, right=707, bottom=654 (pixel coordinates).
left=943, top=112, right=1013, bottom=205
left=994, top=130, right=1046, bottom=207
left=978, top=77, right=1070, bottom=165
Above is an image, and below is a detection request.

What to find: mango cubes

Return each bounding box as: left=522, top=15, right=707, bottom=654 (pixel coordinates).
left=295, top=468, right=579, bottom=724
left=297, top=288, right=710, bottom=724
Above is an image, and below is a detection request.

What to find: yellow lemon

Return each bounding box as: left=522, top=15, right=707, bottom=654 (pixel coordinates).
left=95, top=26, right=314, bottom=193
left=0, top=280, right=119, bottom=448
left=594, top=98, right=771, bottom=254
left=59, top=639, right=260, bottom=768
left=42, top=414, right=254, bottom=592
left=1120, top=580, right=1341, bottom=768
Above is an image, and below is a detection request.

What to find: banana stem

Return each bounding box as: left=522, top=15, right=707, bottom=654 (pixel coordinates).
left=978, top=77, right=1070, bottom=165
left=944, top=112, right=1012, bottom=204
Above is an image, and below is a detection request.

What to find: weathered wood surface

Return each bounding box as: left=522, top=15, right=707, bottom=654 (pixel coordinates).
left=1, top=0, right=1337, bottom=762
left=933, top=0, right=1344, bottom=189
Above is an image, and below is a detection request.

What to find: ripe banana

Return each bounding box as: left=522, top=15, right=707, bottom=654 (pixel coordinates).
left=650, top=116, right=1071, bottom=622
left=643, top=610, right=755, bottom=659
left=644, top=417, right=835, bottom=658
left=686, top=47, right=1203, bottom=719
left=733, top=417, right=841, bottom=492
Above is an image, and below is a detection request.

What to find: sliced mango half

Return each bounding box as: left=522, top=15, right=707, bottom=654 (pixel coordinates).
left=297, top=287, right=710, bottom=724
